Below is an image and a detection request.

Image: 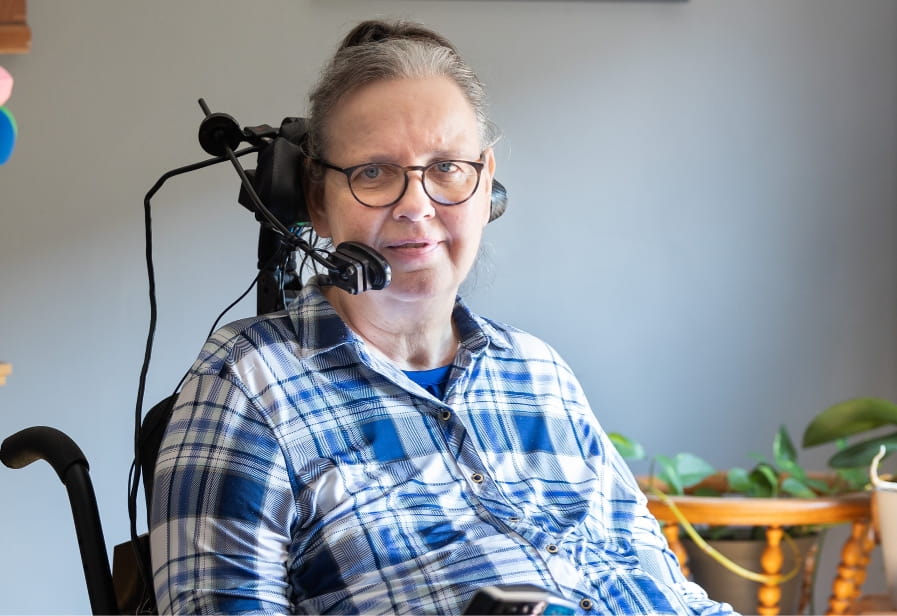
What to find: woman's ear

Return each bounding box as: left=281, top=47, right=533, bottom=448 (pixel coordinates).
left=483, top=148, right=498, bottom=225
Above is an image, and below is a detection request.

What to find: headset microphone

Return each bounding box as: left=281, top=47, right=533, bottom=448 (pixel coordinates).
left=196, top=99, right=391, bottom=296
left=325, top=242, right=392, bottom=295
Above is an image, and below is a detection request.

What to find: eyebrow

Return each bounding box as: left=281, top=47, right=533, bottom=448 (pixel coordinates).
left=336, top=143, right=479, bottom=163
left=348, top=151, right=480, bottom=166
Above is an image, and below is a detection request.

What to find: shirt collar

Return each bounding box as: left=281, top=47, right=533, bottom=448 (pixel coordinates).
left=286, top=276, right=512, bottom=360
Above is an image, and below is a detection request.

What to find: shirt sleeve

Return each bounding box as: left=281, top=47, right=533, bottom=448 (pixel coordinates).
left=149, top=372, right=298, bottom=615
left=526, top=337, right=735, bottom=615
left=600, top=429, right=737, bottom=615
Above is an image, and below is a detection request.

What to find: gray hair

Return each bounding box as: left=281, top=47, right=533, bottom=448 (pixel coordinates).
left=305, top=19, right=499, bottom=162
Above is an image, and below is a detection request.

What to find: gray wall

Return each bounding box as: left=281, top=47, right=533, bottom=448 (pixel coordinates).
left=1, top=1, right=895, bottom=613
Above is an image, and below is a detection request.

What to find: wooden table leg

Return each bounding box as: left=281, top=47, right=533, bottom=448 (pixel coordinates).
left=828, top=521, right=875, bottom=615
left=758, top=525, right=784, bottom=616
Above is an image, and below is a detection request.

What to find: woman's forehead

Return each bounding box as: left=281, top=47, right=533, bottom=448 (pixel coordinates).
left=324, top=77, right=481, bottom=161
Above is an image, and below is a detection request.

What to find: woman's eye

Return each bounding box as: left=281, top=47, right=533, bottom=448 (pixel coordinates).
left=360, top=165, right=382, bottom=180
left=353, top=164, right=400, bottom=185
left=433, top=161, right=460, bottom=174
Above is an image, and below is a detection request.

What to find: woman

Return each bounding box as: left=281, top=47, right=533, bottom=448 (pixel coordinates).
left=150, top=19, right=734, bottom=615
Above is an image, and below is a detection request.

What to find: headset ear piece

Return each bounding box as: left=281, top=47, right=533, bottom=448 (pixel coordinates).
left=489, top=179, right=508, bottom=222
left=238, top=118, right=311, bottom=226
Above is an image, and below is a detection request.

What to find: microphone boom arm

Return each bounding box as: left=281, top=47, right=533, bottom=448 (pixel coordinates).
left=197, top=98, right=390, bottom=295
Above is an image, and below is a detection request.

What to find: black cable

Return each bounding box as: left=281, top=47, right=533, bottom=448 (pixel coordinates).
left=129, top=146, right=260, bottom=598
left=215, top=138, right=343, bottom=278
left=294, top=225, right=327, bottom=279
left=205, top=247, right=284, bottom=339
left=161, top=242, right=287, bottom=464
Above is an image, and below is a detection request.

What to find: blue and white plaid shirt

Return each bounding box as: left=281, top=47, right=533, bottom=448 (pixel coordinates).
left=150, top=278, right=733, bottom=615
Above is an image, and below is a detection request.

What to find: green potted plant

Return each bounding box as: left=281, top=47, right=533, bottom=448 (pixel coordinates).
left=803, top=397, right=897, bottom=610
left=611, top=426, right=872, bottom=615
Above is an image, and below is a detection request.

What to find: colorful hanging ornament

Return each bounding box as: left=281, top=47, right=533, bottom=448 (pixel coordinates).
left=0, top=65, right=15, bottom=164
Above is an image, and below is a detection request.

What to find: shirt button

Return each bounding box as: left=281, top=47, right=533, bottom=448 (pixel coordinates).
left=580, top=598, right=594, bottom=611
left=546, top=544, right=559, bottom=554
left=471, top=472, right=484, bottom=483
left=440, top=410, right=452, bottom=421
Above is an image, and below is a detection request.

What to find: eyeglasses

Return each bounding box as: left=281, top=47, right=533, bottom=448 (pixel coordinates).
left=316, top=158, right=485, bottom=208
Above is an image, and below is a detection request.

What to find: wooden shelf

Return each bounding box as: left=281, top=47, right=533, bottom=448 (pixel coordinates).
left=0, top=0, right=30, bottom=54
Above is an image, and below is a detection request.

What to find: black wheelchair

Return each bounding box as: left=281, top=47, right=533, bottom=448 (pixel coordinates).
left=1, top=397, right=174, bottom=614
left=1, top=107, right=338, bottom=615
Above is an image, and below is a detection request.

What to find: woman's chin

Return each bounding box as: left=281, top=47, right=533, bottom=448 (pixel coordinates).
left=380, top=270, right=459, bottom=304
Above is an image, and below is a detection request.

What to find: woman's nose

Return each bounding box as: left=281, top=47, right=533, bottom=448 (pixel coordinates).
left=391, top=171, right=435, bottom=221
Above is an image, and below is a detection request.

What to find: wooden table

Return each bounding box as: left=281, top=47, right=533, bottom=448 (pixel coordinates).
left=0, top=362, right=10, bottom=386
left=645, top=484, right=875, bottom=615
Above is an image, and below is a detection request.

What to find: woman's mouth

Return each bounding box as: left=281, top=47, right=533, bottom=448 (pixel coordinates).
left=385, top=239, right=440, bottom=258
left=388, top=238, right=434, bottom=249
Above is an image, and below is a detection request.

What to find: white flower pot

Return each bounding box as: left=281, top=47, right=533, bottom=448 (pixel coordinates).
left=873, top=489, right=897, bottom=609
left=870, top=447, right=897, bottom=610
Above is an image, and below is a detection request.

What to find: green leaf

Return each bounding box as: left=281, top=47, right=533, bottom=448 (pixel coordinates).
left=653, top=453, right=715, bottom=495
left=773, top=425, right=799, bottom=469
left=780, top=476, right=817, bottom=499
left=828, top=434, right=897, bottom=468
left=783, top=461, right=808, bottom=482
left=670, top=453, right=716, bottom=489
left=655, top=454, right=683, bottom=495
left=803, top=398, right=897, bottom=447
left=749, top=463, right=779, bottom=497
left=834, top=467, right=869, bottom=492
left=608, top=432, right=645, bottom=461
left=748, top=452, right=767, bottom=464
left=805, top=477, right=833, bottom=494
left=727, top=467, right=752, bottom=494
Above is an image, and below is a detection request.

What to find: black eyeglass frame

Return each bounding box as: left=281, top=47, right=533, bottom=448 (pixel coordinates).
left=315, top=158, right=486, bottom=208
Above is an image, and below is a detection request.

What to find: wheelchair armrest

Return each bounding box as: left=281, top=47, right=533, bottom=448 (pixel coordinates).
left=1, top=425, right=120, bottom=614
left=1, top=425, right=90, bottom=481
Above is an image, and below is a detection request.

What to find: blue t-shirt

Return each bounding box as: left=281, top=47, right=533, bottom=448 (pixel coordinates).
left=404, top=364, right=452, bottom=399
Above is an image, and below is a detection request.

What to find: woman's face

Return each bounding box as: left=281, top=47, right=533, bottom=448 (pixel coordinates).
left=310, top=76, right=495, bottom=304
